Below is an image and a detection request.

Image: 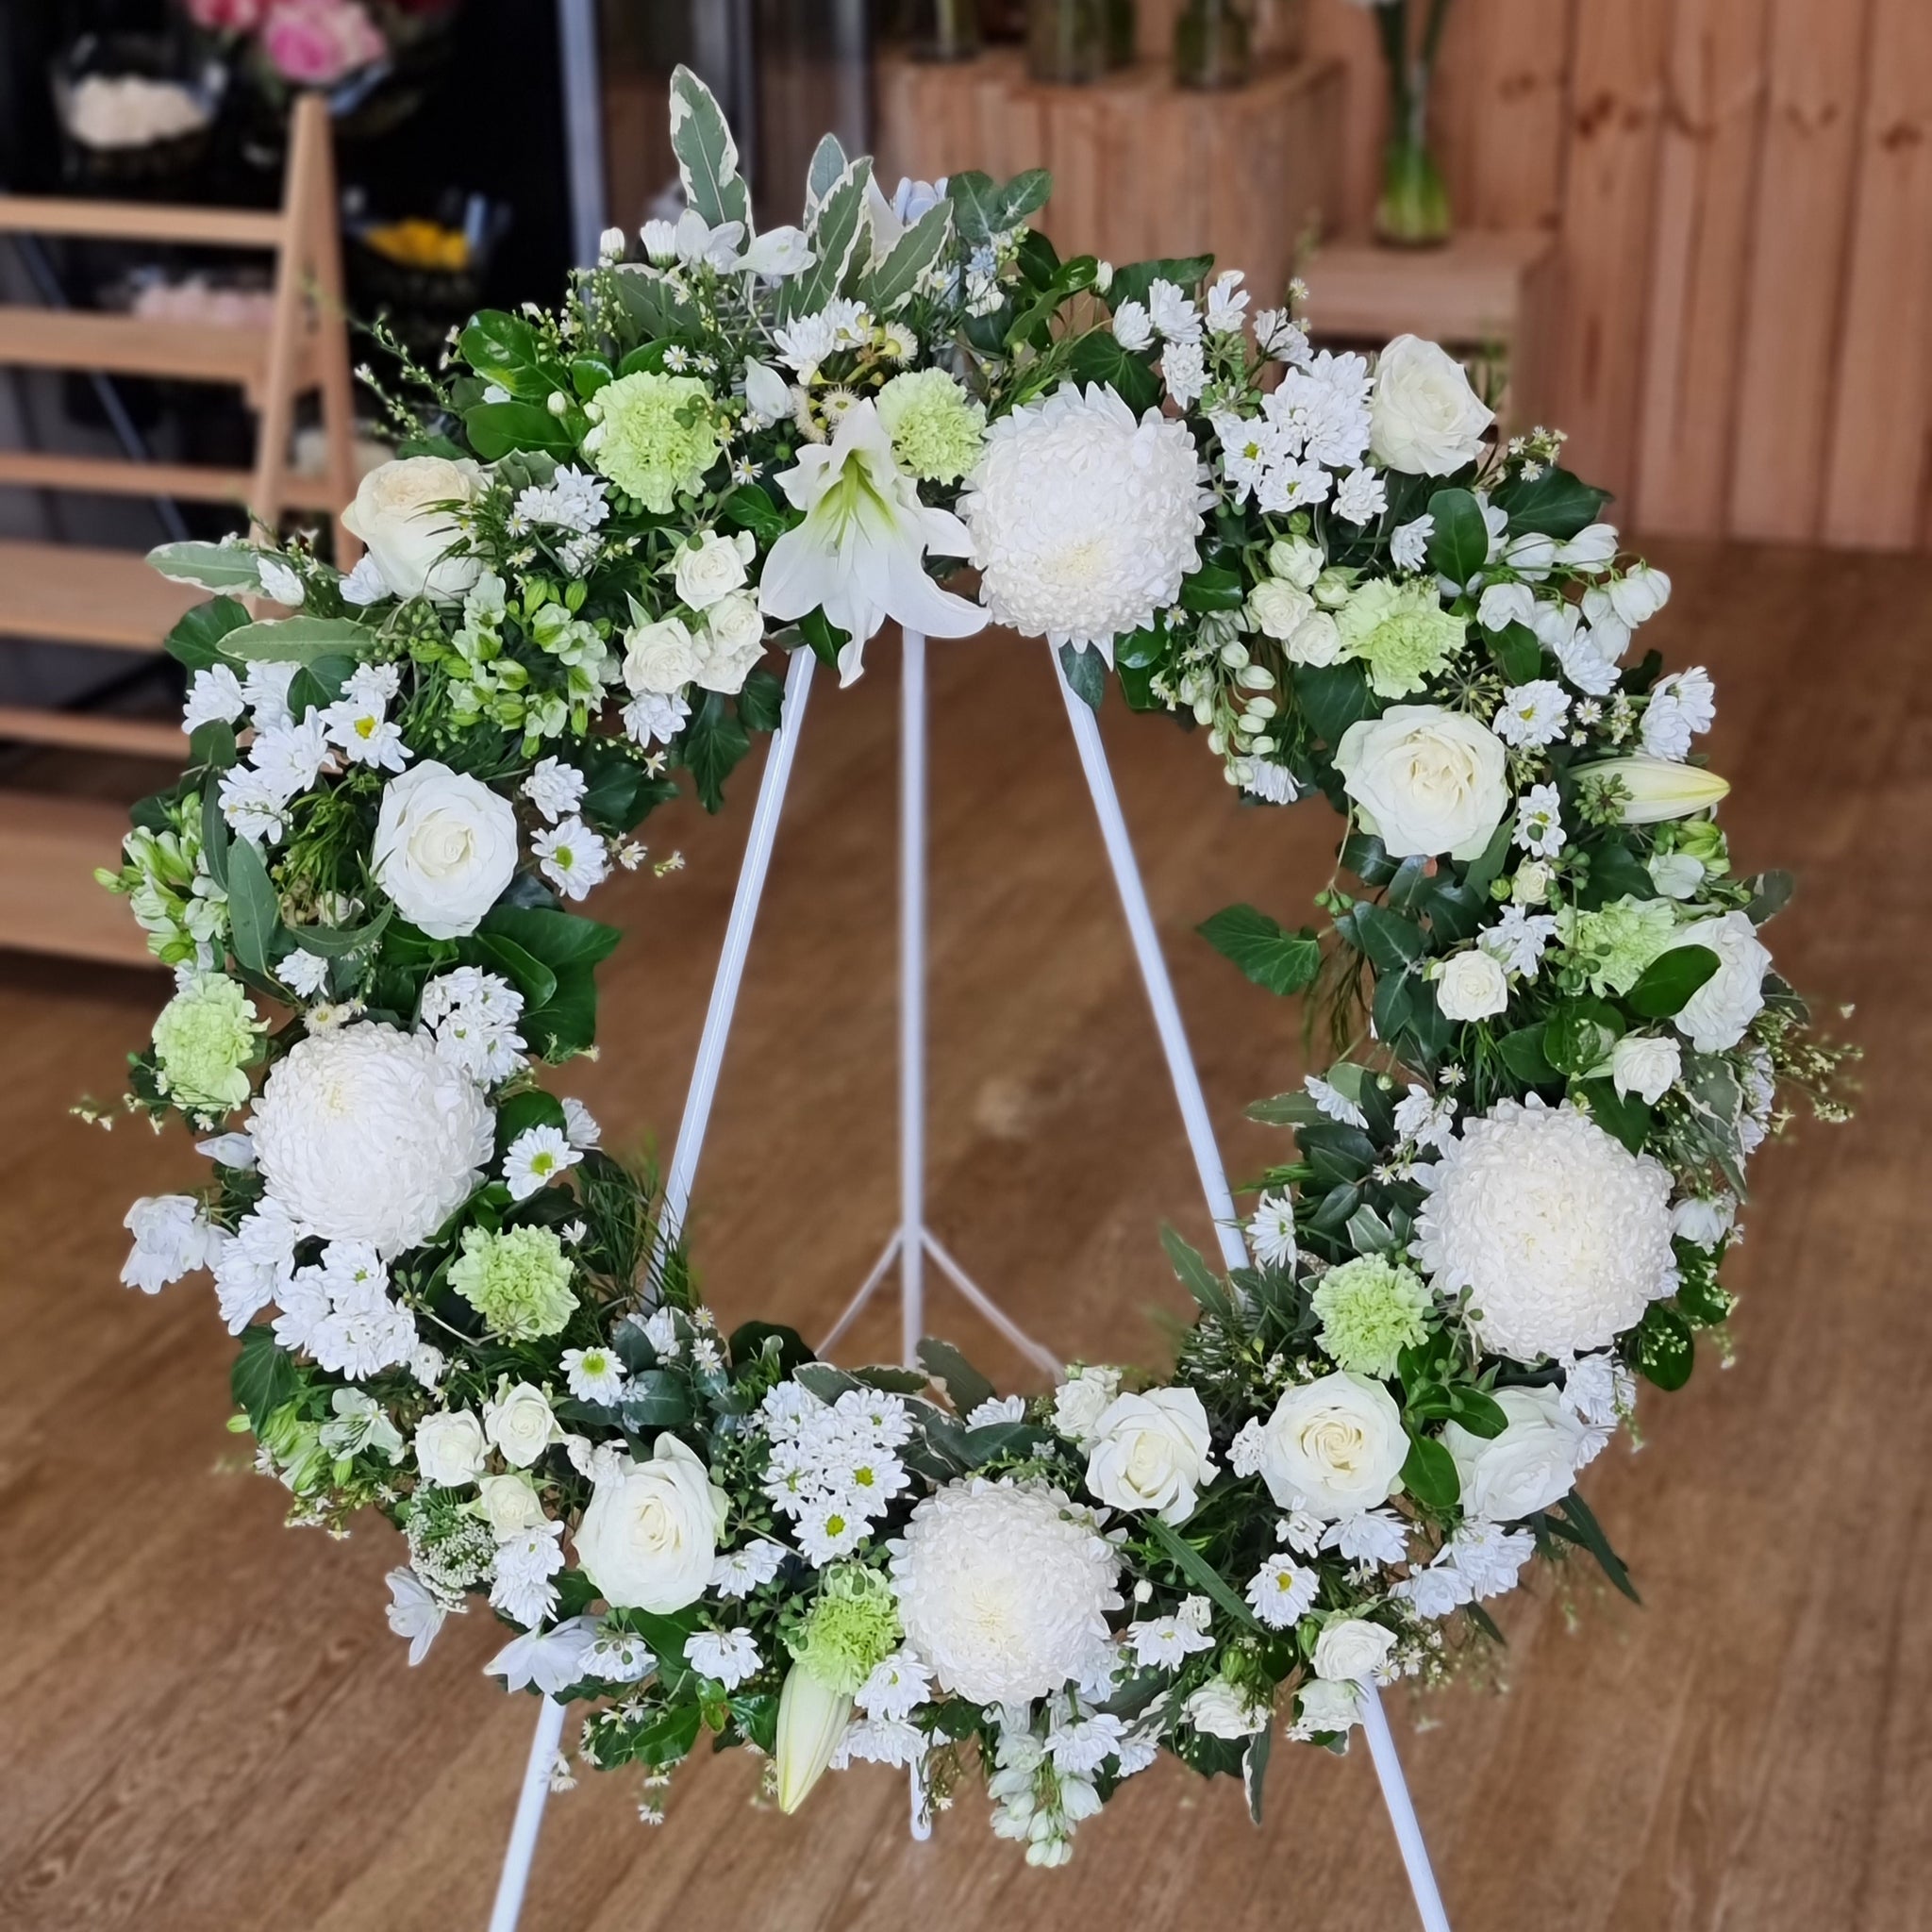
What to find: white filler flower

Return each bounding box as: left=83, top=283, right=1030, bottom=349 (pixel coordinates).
left=959, top=383, right=1207, bottom=662
left=1416, top=1097, right=1674, bottom=1362
left=891, top=1478, right=1122, bottom=1705
left=250, top=1022, right=493, bottom=1255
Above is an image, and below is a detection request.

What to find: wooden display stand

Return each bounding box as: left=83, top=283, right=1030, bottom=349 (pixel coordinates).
left=0, top=92, right=358, bottom=966
left=1301, top=231, right=1561, bottom=434
left=874, top=48, right=1342, bottom=308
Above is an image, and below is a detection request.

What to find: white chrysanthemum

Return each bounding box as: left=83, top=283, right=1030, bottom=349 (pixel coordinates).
left=890, top=1478, right=1122, bottom=1706
left=250, top=1022, right=493, bottom=1256
left=958, top=383, right=1208, bottom=662
left=1415, top=1097, right=1674, bottom=1362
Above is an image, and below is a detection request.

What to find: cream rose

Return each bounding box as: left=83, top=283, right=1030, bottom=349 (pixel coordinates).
left=692, top=591, right=767, bottom=694
left=1311, top=1616, right=1396, bottom=1683
left=1611, top=1032, right=1681, bottom=1104
left=1671, top=911, right=1772, bottom=1054
left=476, top=1471, right=546, bottom=1535
left=1335, top=706, right=1509, bottom=860
left=1267, top=533, right=1324, bottom=590
left=1084, top=1387, right=1217, bottom=1525
left=1051, top=1366, right=1122, bottom=1446
left=1287, top=608, right=1344, bottom=667
left=623, top=614, right=701, bottom=696
left=673, top=528, right=755, bottom=609
left=1443, top=1385, right=1586, bottom=1521
left=414, top=1407, right=488, bottom=1487
left=1248, top=1372, right=1407, bottom=1520
left=483, top=1380, right=563, bottom=1469
left=341, top=456, right=484, bottom=602
left=1436, top=949, right=1509, bottom=1021
left=1369, top=335, right=1494, bottom=475
left=373, top=760, right=519, bottom=940
left=1248, top=578, right=1315, bottom=641
left=575, top=1434, right=728, bottom=1612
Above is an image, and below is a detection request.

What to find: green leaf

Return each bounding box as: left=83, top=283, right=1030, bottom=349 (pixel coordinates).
left=630, top=1700, right=704, bottom=1768
left=1487, top=621, right=1542, bottom=685
left=231, top=1324, right=296, bottom=1433
left=1574, top=838, right=1657, bottom=909
left=494, top=1090, right=568, bottom=1152
left=148, top=541, right=264, bottom=593
left=199, top=780, right=230, bottom=891
left=470, top=931, right=559, bottom=1010
left=786, top=157, right=874, bottom=318
left=1145, top=1516, right=1264, bottom=1632
left=1743, top=869, right=1795, bottom=924
left=1178, top=563, right=1245, bottom=612
left=290, top=904, right=391, bottom=959
left=1107, top=254, right=1214, bottom=311
left=1542, top=996, right=1624, bottom=1076
left=1460, top=820, right=1515, bottom=896
left=620, top=1369, right=696, bottom=1428
left=993, top=168, right=1052, bottom=228
left=1577, top=1076, right=1652, bottom=1154
left=1065, top=328, right=1160, bottom=416
left=1058, top=642, right=1107, bottom=710
left=804, top=132, right=848, bottom=218
left=463, top=398, right=580, bottom=460
left=188, top=719, right=237, bottom=774
left=1399, top=1432, right=1461, bottom=1509
left=943, top=170, right=1005, bottom=246
left=165, top=596, right=252, bottom=671
left=458, top=310, right=546, bottom=395
left=570, top=355, right=613, bottom=400
left=1626, top=942, right=1720, bottom=1019
left=796, top=607, right=850, bottom=674
left=220, top=615, right=375, bottom=665
left=1492, top=465, right=1610, bottom=541
left=867, top=199, right=954, bottom=313
left=481, top=905, right=623, bottom=974
left=1195, top=904, right=1322, bottom=995
left=1292, top=660, right=1378, bottom=745
left=735, top=665, right=786, bottom=735
left=1443, top=1387, right=1508, bottom=1440
left=1160, top=1224, right=1234, bottom=1322
left=1349, top=902, right=1426, bottom=974
left=1636, top=1302, right=1695, bottom=1391
left=1550, top=1491, right=1641, bottom=1602
left=917, top=1338, right=994, bottom=1417
left=1243, top=1722, right=1273, bottom=1826
left=677, top=688, right=753, bottom=812
left=1425, top=487, right=1489, bottom=586
left=224, top=833, right=280, bottom=977
left=522, top=963, right=600, bottom=1059
left=718, top=483, right=788, bottom=544
left=668, top=64, right=753, bottom=232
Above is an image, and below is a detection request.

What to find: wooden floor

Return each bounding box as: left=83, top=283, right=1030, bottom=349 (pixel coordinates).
left=3, top=539, right=1928, bottom=1931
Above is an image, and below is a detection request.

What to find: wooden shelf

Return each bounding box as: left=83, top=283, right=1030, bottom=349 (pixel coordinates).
left=0, top=707, right=185, bottom=759
left=0, top=307, right=327, bottom=408
left=0, top=792, right=162, bottom=969
left=0, top=539, right=202, bottom=652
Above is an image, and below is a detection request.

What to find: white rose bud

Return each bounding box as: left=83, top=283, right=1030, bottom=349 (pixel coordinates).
left=1335, top=706, right=1510, bottom=860
left=574, top=1433, right=728, bottom=1613
left=372, top=760, right=519, bottom=940
left=1249, top=1371, right=1407, bottom=1520
left=1610, top=1033, right=1681, bottom=1105
left=1443, top=1385, right=1588, bottom=1522
left=341, top=456, right=485, bottom=603
left=1286, top=609, right=1344, bottom=667
left=1083, top=1387, right=1217, bottom=1525
left=1247, top=577, right=1315, bottom=641
left=1293, top=1677, right=1361, bottom=1737
left=483, top=1381, right=563, bottom=1469
left=1435, top=949, right=1509, bottom=1021
left=1311, top=1616, right=1396, bottom=1684
left=672, top=529, right=753, bottom=611
left=414, top=1408, right=489, bottom=1488
left=476, top=1471, right=547, bottom=1535
left=623, top=614, right=702, bottom=697
left=1051, top=1367, right=1123, bottom=1446
left=1369, top=334, right=1495, bottom=475
left=691, top=590, right=768, bottom=694
left=1266, top=534, right=1325, bottom=590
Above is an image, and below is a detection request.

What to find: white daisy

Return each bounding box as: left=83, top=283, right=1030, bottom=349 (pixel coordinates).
left=1125, top=1594, right=1215, bottom=1669
left=561, top=1097, right=601, bottom=1149
left=1305, top=1074, right=1368, bottom=1128
left=1492, top=679, right=1571, bottom=750
left=855, top=1649, right=933, bottom=1721
left=1245, top=1555, right=1318, bottom=1629
left=503, top=1124, right=583, bottom=1201
left=1246, top=1193, right=1298, bottom=1270
left=277, top=947, right=330, bottom=999
left=1479, top=905, right=1559, bottom=978
left=710, top=1540, right=788, bottom=1597
left=1333, top=466, right=1389, bottom=525
left=684, top=1626, right=759, bottom=1690
left=183, top=664, right=246, bottom=731
left=1389, top=514, right=1433, bottom=574
left=1513, top=782, right=1564, bottom=858
left=531, top=817, right=610, bottom=901
left=561, top=1345, right=627, bottom=1404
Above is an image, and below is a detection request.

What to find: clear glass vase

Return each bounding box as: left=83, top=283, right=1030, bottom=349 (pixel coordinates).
left=1374, top=121, right=1452, bottom=245
left=1027, top=0, right=1110, bottom=84
left=1173, top=0, right=1252, bottom=91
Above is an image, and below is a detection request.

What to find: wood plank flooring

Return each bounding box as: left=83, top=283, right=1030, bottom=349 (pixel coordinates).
left=2, top=538, right=1928, bottom=1930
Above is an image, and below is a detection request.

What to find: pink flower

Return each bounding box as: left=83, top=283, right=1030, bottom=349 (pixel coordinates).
left=185, top=0, right=268, bottom=27
left=260, top=0, right=388, bottom=85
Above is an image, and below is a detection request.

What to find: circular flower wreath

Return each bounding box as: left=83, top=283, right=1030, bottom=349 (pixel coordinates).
left=106, top=72, right=1854, bottom=1861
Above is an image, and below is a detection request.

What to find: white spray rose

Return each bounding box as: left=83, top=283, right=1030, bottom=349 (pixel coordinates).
left=1311, top=1617, right=1396, bottom=1683
left=1435, top=949, right=1509, bottom=1020
left=1185, top=1677, right=1269, bottom=1738
left=575, top=1434, right=728, bottom=1613
left=1293, top=1677, right=1361, bottom=1737
left=373, top=761, right=519, bottom=940
left=1051, top=1366, right=1122, bottom=1445
left=692, top=591, right=767, bottom=693
left=1246, top=1372, right=1407, bottom=1520
left=1611, top=1033, right=1681, bottom=1104
left=1369, top=335, right=1494, bottom=475
left=414, top=1408, right=489, bottom=1487
left=341, top=456, right=484, bottom=602
left=1443, top=1385, right=1588, bottom=1521
left=1287, top=609, right=1344, bottom=667
left=1335, top=706, right=1509, bottom=860
left=673, top=528, right=754, bottom=609
left=483, top=1381, right=564, bottom=1469
left=1671, top=911, right=1772, bottom=1053
left=1267, top=533, right=1324, bottom=590
left=1248, top=578, right=1315, bottom=641
left=623, top=614, right=701, bottom=696
left=477, top=1471, right=547, bottom=1535
left=1083, top=1387, right=1217, bottom=1525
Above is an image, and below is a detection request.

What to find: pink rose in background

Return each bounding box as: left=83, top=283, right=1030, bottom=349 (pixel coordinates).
left=184, top=0, right=268, bottom=27
left=260, top=0, right=388, bottom=85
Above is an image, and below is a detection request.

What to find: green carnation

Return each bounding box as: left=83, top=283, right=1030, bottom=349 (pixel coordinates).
left=449, top=1224, right=576, bottom=1340
left=151, top=973, right=262, bottom=1114
left=1336, top=578, right=1466, bottom=698
left=875, top=368, right=987, bottom=484
left=786, top=1564, right=901, bottom=1695
left=1310, top=1255, right=1432, bottom=1378
left=1560, top=893, right=1679, bottom=996
left=587, top=370, right=722, bottom=513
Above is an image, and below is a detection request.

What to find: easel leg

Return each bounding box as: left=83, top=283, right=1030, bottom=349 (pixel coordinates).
left=899, top=630, right=926, bottom=1371
left=485, top=646, right=817, bottom=1932
left=1051, top=645, right=1454, bottom=1932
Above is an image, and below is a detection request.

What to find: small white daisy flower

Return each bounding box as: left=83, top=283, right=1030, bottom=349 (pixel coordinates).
left=503, top=1124, right=583, bottom=1201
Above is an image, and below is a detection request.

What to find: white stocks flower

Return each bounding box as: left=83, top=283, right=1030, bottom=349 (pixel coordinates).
left=1242, top=1372, right=1407, bottom=1520
left=774, top=1661, right=855, bottom=1814
left=373, top=761, right=519, bottom=940
left=341, top=456, right=485, bottom=602
left=575, top=1435, right=728, bottom=1612
left=758, top=397, right=984, bottom=684
left=1083, top=1386, right=1217, bottom=1525
left=1443, top=1385, right=1589, bottom=1521
left=1369, top=335, right=1495, bottom=475
left=1335, top=706, right=1510, bottom=860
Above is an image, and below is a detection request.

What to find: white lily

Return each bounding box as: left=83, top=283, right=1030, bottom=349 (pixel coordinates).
left=758, top=397, right=984, bottom=683
left=1574, top=755, right=1730, bottom=824
left=774, top=1660, right=855, bottom=1813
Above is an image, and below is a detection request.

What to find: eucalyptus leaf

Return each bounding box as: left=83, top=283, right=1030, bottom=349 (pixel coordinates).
left=147, top=540, right=264, bottom=593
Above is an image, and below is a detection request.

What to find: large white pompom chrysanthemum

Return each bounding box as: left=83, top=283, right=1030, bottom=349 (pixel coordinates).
left=890, top=1478, right=1122, bottom=1705
left=250, top=1021, right=493, bottom=1256
left=958, top=383, right=1208, bottom=661
left=1415, top=1097, right=1674, bottom=1363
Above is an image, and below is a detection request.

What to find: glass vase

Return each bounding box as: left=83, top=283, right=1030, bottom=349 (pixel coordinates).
left=1173, top=0, right=1251, bottom=91
left=1027, top=0, right=1109, bottom=84
left=908, top=0, right=981, bottom=62
left=1374, top=118, right=1452, bottom=245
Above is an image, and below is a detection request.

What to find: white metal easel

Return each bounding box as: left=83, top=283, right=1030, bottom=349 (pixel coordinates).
left=486, top=634, right=1453, bottom=1932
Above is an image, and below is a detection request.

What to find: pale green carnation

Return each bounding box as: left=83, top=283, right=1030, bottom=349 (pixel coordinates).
left=875, top=368, right=987, bottom=484
left=786, top=1564, right=901, bottom=1695
left=151, top=973, right=261, bottom=1114
left=1560, top=893, right=1679, bottom=997
left=1336, top=578, right=1466, bottom=698
left=587, top=370, right=722, bottom=513
left=1310, top=1255, right=1432, bottom=1378
left=449, top=1224, right=576, bottom=1340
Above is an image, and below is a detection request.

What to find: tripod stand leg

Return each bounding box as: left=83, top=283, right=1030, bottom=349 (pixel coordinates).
left=900, top=630, right=926, bottom=1370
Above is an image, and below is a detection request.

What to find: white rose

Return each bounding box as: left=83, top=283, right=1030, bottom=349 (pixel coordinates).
left=1311, top=1616, right=1396, bottom=1683
left=1335, top=706, right=1509, bottom=860
left=1185, top=1677, right=1268, bottom=1739
left=673, top=529, right=753, bottom=610
left=341, top=457, right=484, bottom=602
left=373, top=761, right=519, bottom=940
left=1369, top=335, right=1495, bottom=475
left=1292, top=1677, right=1360, bottom=1737
left=1672, top=1192, right=1736, bottom=1248
left=1051, top=1367, right=1122, bottom=1446
left=1436, top=949, right=1509, bottom=1021
left=575, top=1433, right=727, bottom=1612
left=1669, top=910, right=1771, bottom=1054
left=1247, top=578, right=1315, bottom=641
left=1512, top=860, right=1551, bottom=906
left=414, top=1408, right=489, bottom=1487
left=1084, top=1387, right=1217, bottom=1525
left=1611, top=1032, right=1681, bottom=1104
left=476, top=1471, right=546, bottom=1535
left=623, top=615, right=701, bottom=696
left=483, top=1381, right=563, bottom=1469
left=1266, top=534, right=1324, bottom=590
left=1287, top=609, right=1344, bottom=667
left=1252, top=1372, right=1407, bottom=1520
left=1443, top=1385, right=1586, bottom=1521
left=691, top=590, right=768, bottom=694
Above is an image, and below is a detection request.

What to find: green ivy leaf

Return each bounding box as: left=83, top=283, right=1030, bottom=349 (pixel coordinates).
left=1106, top=254, right=1214, bottom=310
left=1492, top=465, right=1611, bottom=540
left=1487, top=621, right=1542, bottom=685
left=677, top=688, right=753, bottom=812
left=1058, top=642, right=1107, bottom=710
left=1424, top=487, right=1488, bottom=586
left=165, top=595, right=253, bottom=671
left=1292, top=660, right=1378, bottom=746
left=1400, top=1432, right=1461, bottom=1509
left=231, top=1324, right=295, bottom=1433
left=1195, top=904, right=1322, bottom=995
